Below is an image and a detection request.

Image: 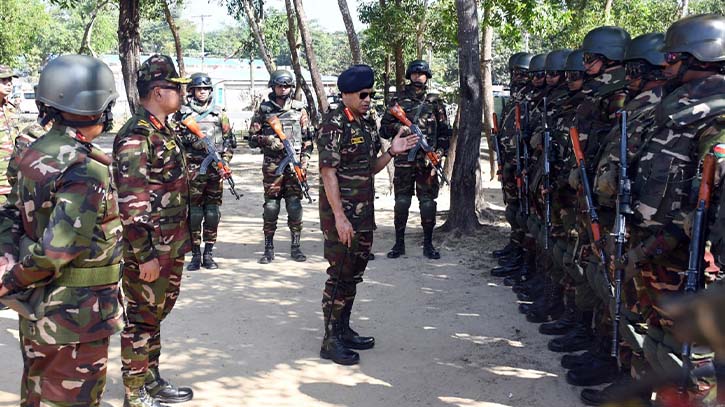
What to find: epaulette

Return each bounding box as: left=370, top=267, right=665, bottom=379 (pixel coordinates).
left=131, top=118, right=154, bottom=136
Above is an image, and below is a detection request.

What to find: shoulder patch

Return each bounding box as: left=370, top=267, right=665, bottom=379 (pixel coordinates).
left=714, top=144, right=725, bottom=159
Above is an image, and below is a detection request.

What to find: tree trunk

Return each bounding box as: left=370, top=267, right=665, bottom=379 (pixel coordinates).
left=394, top=43, right=405, bottom=91
left=441, top=0, right=482, bottom=233
left=604, top=0, right=614, bottom=24
left=118, top=0, right=141, bottom=113
left=443, top=100, right=461, bottom=182
left=415, top=20, right=427, bottom=60
left=293, top=0, right=329, bottom=113
left=162, top=0, right=185, bottom=79
left=284, top=0, right=318, bottom=121
left=678, top=0, right=689, bottom=17
left=241, top=0, right=276, bottom=74
left=383, top=54, right=391, bottom=103
left=337, top=0, right=362, bottom=64
left=78, top=0, right=110, bottom=56
left=480, top=9, right=495, bottom=183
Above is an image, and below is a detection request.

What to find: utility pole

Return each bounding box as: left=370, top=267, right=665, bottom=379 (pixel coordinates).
left=192, top=14, right=212, bottom=71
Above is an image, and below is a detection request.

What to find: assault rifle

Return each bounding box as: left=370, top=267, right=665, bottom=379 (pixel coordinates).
left=515, top=103, right=530, bottom=216
left=267, top=116, right=313, bottom=203
left=680, top=151, right=717, bottom=388
left=181, top=116, right=241, bottom=200
left=542, top=97, right=552, bottom=251
left=389, top=103, right=450, bottom=186
left=569, top=127, right=606, bottom=267
left=491, top=112, right=505, bottom=194
left=611, top=111, right=632, bottom=359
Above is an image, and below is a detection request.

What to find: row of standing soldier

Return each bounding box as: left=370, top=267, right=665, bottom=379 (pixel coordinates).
left=490, top=13, right=725, bottom=406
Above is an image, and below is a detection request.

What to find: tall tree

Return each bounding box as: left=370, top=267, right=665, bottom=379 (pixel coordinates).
left=480, top=6, right=495, bottom=182
left=338, top=0, right=362, bottom=63
left=161, top=1, right=185, bottom=77
left=441, top=0, right=482, bottom=232
left=78, top=0, right=111, bottom=56
left=238, top=0, right=276, bottom=73
left=604, top=0, right=614, bottom=24
left=293, top=0, right=329, bottom=113
left=118, top=0, right=142, bottom=113
left=284, top=0, right=316, bottom=119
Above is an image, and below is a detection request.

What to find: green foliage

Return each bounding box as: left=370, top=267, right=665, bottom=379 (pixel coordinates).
left=690, top=0, right=725, bottom=15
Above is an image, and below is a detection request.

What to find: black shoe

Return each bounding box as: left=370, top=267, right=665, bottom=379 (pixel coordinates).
left=566, top=356, right=618, bottom=386
left=259, top=235, right=275, bottom=264
left=492, top=242, right=519, bottom=258
left=367, top=252, right=375, bottom=261
left=201, top=244, right=218, bottom=269
left=320, top=331, right=360, bottom=365
left=498, top=254, right=523, bottom=267
left=548, top=324, right=594, bottom=353
left=511, top=272, right=543, bottom=293
left=387, top=242, right=405, bottom=258
left=423, top=242, right=440, bottom=259
left=526, top=298, right=564, bottom=323
left=540, top=307, right=578, bottom=335
left=290, top=232, right=307, bottom=262
left=145, top=368, right=194, bottom=404
left=491, top=265, right=520, bottom=278
left=561, top=350, right=603, bottom=370
left=580, top=375, right=653, bottom=406
left=186, top=245, right=201, bottom=271
left=339, top=301, right=375, bottom=350
left=124, top=387, right=169, bottom=407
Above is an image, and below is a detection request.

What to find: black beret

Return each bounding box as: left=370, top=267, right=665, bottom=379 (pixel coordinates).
left=337, top=64, right=375, bottom=93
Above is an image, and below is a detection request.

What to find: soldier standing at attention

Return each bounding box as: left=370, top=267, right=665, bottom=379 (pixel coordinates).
left=318, top=64, right=418, bottom=365
left=0, top=55, right=123, bottom=407
left=249, top=70, right=314, bottom=264
left=0, top=65, right=19, bottom=205
left=179, top=73, right=235, bottom=271
left=381, top=60, right=451, bottom=260
left=113, top=55, right=194, bottom=407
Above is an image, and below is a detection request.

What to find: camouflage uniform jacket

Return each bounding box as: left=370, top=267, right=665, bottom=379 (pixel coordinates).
left=179, top=99, right=233, bottom=169
left=380, top=84, right=451, bottom=166
left=318, top=104, right=381, bottom=233
left=7, top=122, right=45, bottom=198
left=113, top=106, right=191, bottom=263
left=0, top=125, right=124, bottom=345
left=0, top=97, right=19, bottom=196
left=630, top=74, right=725, bottom=271
left=249, top=94, right=314, bottom=167
left=500, top=84, right=535, bottom=163
left=551, top=90, right=587, bottom=212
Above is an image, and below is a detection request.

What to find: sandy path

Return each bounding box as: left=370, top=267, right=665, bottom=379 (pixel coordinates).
left=0, top=143, right=582, bottom=407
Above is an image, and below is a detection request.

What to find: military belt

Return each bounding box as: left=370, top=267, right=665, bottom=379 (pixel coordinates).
left=55, top=264, right=122, bottom=287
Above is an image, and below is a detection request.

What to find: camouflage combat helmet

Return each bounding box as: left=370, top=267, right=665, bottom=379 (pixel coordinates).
left=137, top=54, right=190, bottom=85
left=188, top=72, right=213, bottom=89
left=509, top=52, right=533, bottom=71
left=564, top=50, right=586, bottom=71
left=268, top=70, right=294, bottom=88
left=662, top=13, right=725, bottom=62
left=624, top=33, right=666, bottom=66
left=406, top=60, right=433, bottom=79
left=37, top=54, right=118, bottom=116
left=582, top=26, right=631, bottom=61
left=0, top=65, right=18, bottom=80
left=545, top=49, right=572, bottom=71
left=529, top=53, right=548, bottom=72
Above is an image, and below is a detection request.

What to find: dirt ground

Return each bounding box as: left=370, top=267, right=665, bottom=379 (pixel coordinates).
left=0, top=142, right=583, bottom=407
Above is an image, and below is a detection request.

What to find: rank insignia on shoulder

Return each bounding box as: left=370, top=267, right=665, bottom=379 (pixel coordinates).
left=350, top=136, right=364, bottom=145
left=164, top=140, right=177, bottom=150
left=138, top=119, right=151, bottom=128
left=714, top=144, right=725, bottom=159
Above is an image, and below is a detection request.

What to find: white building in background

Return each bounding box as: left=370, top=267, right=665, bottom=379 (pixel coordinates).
left=100, top=55, right=338, bottom=130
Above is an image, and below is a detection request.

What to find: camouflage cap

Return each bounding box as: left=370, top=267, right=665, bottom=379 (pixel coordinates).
left=0, top=65, right=19, bottom=80
left=137, top=54, right=190, bottom=85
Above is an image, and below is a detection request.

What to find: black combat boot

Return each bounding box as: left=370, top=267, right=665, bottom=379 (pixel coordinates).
left=290, top=231, right=307, bottom=262
left=201, top=243, right=218, bottom=269
left=540, top=299, right=578, bottom=335
left=259, top=235, right=275, bottom=264
left=422, top=224, right=440, bottom=259
left=367, top=252, right=375, bottom=260
left=567, top=354, right=619, bottom=386
left=526, top=280, right=564, bottom=323
left=492, top=241, right=522, bottom=258
left=548, top=311, right=595, bottom=353
left=144, top=367, right=194, bottom=403
left=387, top=228, right=406, bottom=258
left=491, top=264, right=521, bottom=278
left=186, top=245, right=201, bottom=271
left=580, top=374, right=652, bottom=406
left=320, top=321, right=360, bottom=365
left=340, top=301, right=375, bottom=350
left=124, top=387, right=168, bottom=407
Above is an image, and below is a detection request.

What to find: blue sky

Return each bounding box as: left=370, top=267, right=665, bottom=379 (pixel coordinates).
left=182, top=0, right=366, bottom=33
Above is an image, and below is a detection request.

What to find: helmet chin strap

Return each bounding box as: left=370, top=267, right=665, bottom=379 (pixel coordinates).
left=42, top=104, right=115, bottom=134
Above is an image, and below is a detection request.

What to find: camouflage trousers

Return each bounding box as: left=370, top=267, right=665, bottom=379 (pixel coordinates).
left=262, top=156, right=303, bottom=236
left=392, top=161, right=439, bottom=231
left=189, top=172, right=224, bottom=245
left=502, top=162, right=523, bottom=245
left=321, top=230, right=373, bottom=323
left=20, top=333, right=110, bottom=407
left=121, top=255, right=184, bottom=393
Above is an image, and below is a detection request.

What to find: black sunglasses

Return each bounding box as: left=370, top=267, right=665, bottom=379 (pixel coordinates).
left=665, top=52, right=688, bottom=65
left=545, top=71, right=562, bottom=77
left=565, top=71, right=583, bottom=81
left=529, top=71, right=546, bottom=79
left=359, top=91, right=376, bottom=100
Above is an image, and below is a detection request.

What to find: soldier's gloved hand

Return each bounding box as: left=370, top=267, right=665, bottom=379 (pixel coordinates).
left=192, top=139, right=206, bottom=150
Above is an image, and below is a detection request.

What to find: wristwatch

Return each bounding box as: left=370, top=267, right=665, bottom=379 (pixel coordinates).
left=386, top=149, right=396, bottom=158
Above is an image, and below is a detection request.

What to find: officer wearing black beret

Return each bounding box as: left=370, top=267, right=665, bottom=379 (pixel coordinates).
left=317, top=65, right=418, bottom=365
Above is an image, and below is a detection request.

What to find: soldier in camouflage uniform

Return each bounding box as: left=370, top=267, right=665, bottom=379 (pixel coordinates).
left=178, top=73, right=234, bottom=271
left=113, top=55, right=193, bottom=407
left=619, top=14, right=725, bottom=403
left=548, top=26, right=631, bottom=358
left=0, top=64, right=19, bottom=205
left=318, top=65, right=418, bottom=365
left=0, top=55, right=123, bottom=407
left=380, top=60, right=451, bottom=260
left=249, top=70, right=314, bottom=264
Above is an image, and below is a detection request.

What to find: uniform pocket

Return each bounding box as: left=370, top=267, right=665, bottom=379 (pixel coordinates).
left=634, top=155, right=674, bottom=222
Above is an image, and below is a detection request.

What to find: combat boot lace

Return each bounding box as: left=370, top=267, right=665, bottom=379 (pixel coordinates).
left=124, top=387, right=169, bottom=407
left=258, top=235, right=275, bottom=264
left=290, top=232, right=307, bottom=262
left=186, top=245, right=201, bottom=271
left=145, top=367, right=194, bottom=404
